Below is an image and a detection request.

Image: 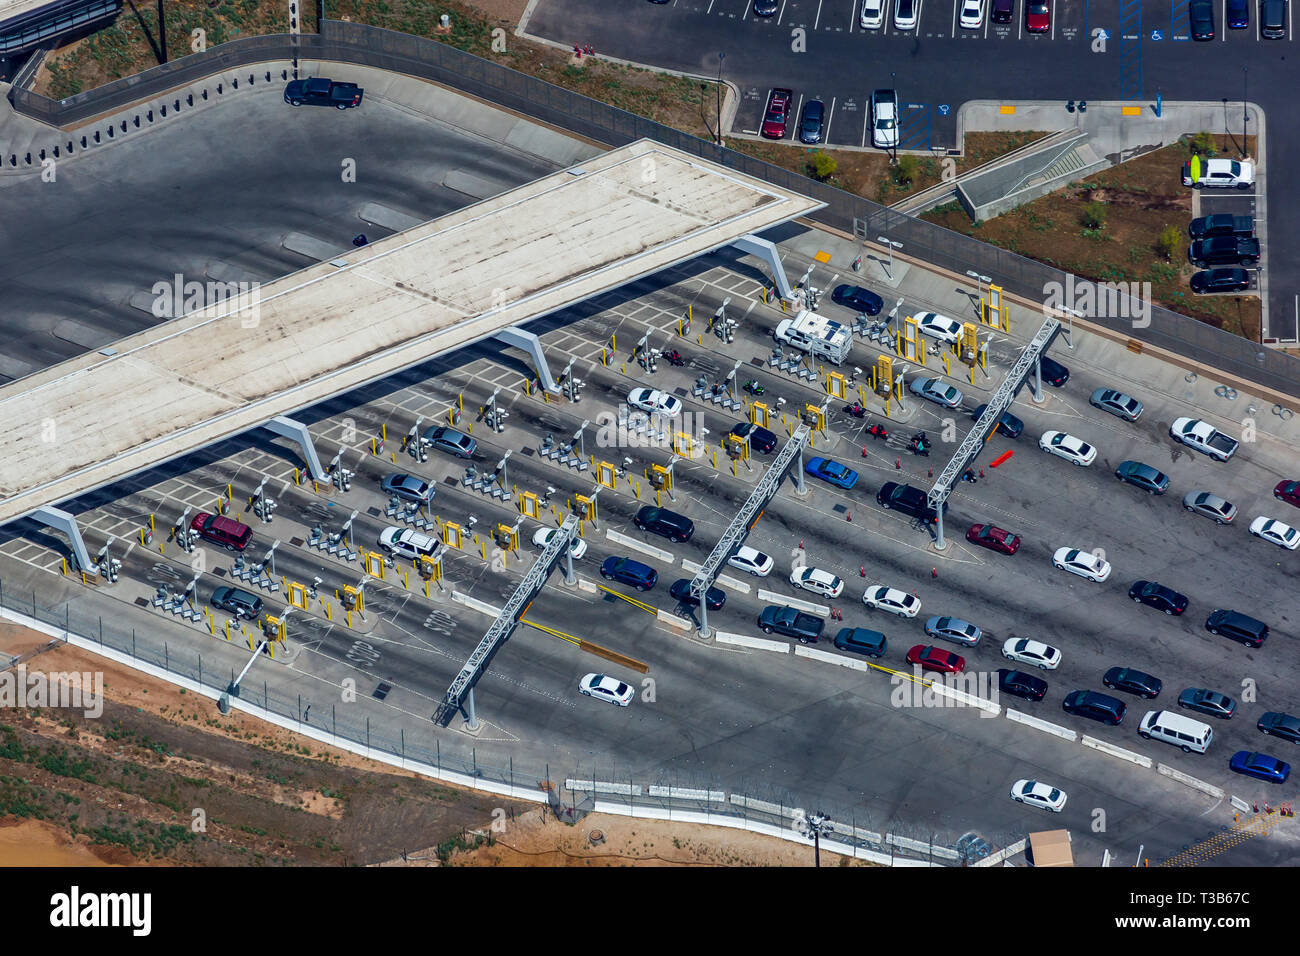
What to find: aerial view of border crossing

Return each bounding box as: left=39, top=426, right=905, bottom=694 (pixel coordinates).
left=0, top=0, right=1292, bottom=936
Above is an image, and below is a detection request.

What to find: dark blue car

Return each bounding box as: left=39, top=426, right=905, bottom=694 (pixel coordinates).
left=1229, top=751, right=1290, bottom=783
left=600, top=557, right=658, bottom=591
left=805, top=457, right=859, bottom=489
left=669, top=578, right=726, bottom=610
left=1227, top=0, right=1249, bottom=27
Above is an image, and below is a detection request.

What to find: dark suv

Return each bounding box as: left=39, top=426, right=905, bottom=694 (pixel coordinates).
left=992, top=0, right=1014, bottom=21
left=1103, top=666, right=1163, bottom=698
left=211, top=586, right=264, bottom=619
left=1190, top=268, right=1250, bottom=294
left=633, top=506, right=694, bottom=542
left=1205, top=608, right=1268, bottom=647
left=876, top=482, right=946, bottom=524
left=833, top=627, right=887, bottom=658
left=830, top=284, right=884, bottom=315
left=600, top=557, right=659, bottom=591
left=190, top=513, right=253, bottom=551
left=1189, top=235, right=1260, bottom=267
left=1039, top=355, right=1069, bottom=387
left=1262, top=0, right=1286, bottom=37
left=1062, top=690, right=1127, bottom=725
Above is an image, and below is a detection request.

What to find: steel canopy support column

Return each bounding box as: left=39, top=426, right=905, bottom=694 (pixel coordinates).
left=933, top=511, right=947, bottom=551
left=266, top=416, right=329, bottom=480
left=795, top=446, right=807, bottom=495
left=698, top=599, right=711, bottom=640
left=30, top=505, right=94, bottom=572
left=1030, top=360, right=1045, bottom=404
left=732, top=234, right=795, bottom=301
left=464, top=687, right=480, bottom=732
left=496, top=327, right=559, bottom=393
left=563, top=547, right=576, bottom=586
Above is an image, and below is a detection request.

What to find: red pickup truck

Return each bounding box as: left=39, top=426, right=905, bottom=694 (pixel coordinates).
left=761, top=88, right=793, bottom=140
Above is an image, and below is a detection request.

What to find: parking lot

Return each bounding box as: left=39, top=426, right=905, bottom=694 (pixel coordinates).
left=6, top=211, right=1300, bottom=860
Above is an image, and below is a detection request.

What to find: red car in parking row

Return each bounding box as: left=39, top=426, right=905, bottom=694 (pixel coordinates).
left=761, top=88, right=793, bottom=140
left=1025, top=0, right=1049, bottom=32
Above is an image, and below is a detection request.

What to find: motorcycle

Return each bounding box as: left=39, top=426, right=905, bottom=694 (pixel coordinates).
left=909, top=431, right=931, bottom=456
left=663, top=349, right=686, bottom=367
left=867, top=423, right=889, bottom=441
left=843, top=402, right=866, bottom=419
left=743, top=380, right=765, bottom=396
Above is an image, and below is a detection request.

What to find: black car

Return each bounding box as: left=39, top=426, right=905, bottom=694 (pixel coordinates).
left=830, top=284, right=884, bottom=315
left=1103, top=666, right=1163, bottom=699
left=1178, top=687, right=1237, bottom=719
left=1190, top=268, right=1250, bottom=294
left=669, top=578, right=726, bottom=610
left=833, top=627, right=887, bottom=658
left=1039, top=354, right=1069, bottom=387
left=1189, top=0, right=1216, bottom=38
left=1188, top=214, right=1253, bottom=240
left=876, top=481, right=946, bottom=524
left=634, top=506, right=695, bottom=542
left=1258, top=712, right=1300, bottom=744
left=1205, top=608, right=1268, bottom=648
left=727, top=421, right=778, bottom=454
left=1128, top=580, right=1189, bottom=615
left=752, top=0, right=779, bottom=12
left=1262, top=0, right=1286, bottom=37
left=992, top=0, right=1014, bottom=21
left=1114, top=461, right=1170, bottom=495
left=758, top=605, right=825, bottom=643
left=1189, top=235, right=1260, bottom=267
left=283, top=77, right=364, bottom=109
left=798, top=99, right=826, bottom=144
left=1227, top=0, right=1249, bottom=25
left=210, top=585, right=264, bottom=619
left=998, top=669, right=1048, bottom=702
left=600, top=557, right=659, bottom=591
left=1062, top=690, right=1127, bottom=725
left=973, top=404, right=1024, bottom=439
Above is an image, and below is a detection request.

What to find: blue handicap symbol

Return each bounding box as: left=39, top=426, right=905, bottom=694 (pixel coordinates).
left=1151, top=29, right=1163, bottom=39
left=938, top=104, right=950, bottom=116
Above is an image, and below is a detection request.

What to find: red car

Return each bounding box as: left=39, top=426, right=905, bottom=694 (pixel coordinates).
left=1275, top=480, right=1300, bottom=509
left=906, top=644, right=966, bottom=674
left=966, top=523, right=1021, bottom=555
left=190, top=512, right=253, bottom=551
left=761, top=88, right=792, bottom=140
left=1025, top=0, right=1049, bottom=32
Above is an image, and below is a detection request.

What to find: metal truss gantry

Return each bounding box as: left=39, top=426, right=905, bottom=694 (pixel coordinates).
left=927, top=317, right=1062, bottom=550
left=432, top=513, right=579, bottom=728
left=688, top=423, right=813, bottom=637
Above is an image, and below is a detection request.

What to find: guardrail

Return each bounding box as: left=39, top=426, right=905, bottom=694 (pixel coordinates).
left=9, top=19, right=1300, bottom=395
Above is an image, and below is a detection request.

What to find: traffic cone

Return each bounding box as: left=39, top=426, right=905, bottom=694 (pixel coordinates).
left=862, top=445, right=868, bottom=457
left=895, top=457, right=901, bottom=469
left=928, top=467, right=933, bottom=478
left=1254, top=801, right=1259, bottom=813
left=979, top=468, right=985, bottom=478
left=799, top=538, right=804, bottom=550
left=846, top=511, right=852, bottom=521
left=931, top=567, right=938, bottom=579
left=860, top=565, right=866, bottom=577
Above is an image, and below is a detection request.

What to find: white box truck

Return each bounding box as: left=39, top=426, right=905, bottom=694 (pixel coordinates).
left=774, top=311, right=853, bottom=365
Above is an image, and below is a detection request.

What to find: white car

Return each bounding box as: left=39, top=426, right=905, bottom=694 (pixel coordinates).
left=579, top=673, right=634, bottom=707
left=959, top=0, right=984, bottom=28
left=627, top=387, right=683, bottom=419
left=1249, top=516, right=1300, bottom=551
left=1052, top=547, right=1111, bottom=582
left=1001, top=637, right=1062, bottom=671
left=378, top=526, right=440, bottom=560
left=863, top=585, right=921, bottom=618
left=1038, top=430, right=1097, bottom=467
left=790, top=566, right=845, bottom=598
left=860, top=0, right=886, bottom=27
left=1170, top=417, right=1238, bottom=462
left=916, top=311, right=963, bottom=345
left=728, top=545, right=774, bottom=576
left=894, top=0, right=919, bottom=29
left=870, top=88, right=899, bottom=149
left=1010, top=779, right=1067, bottom=813
left=532, top=527, right=588, bottom=560
left=909, top=377, right=964, bottom=409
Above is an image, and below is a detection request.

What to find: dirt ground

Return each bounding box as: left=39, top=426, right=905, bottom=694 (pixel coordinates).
left=386, top=807, right=870, bottom=867
left=924, top=134, right=1262, bottom=339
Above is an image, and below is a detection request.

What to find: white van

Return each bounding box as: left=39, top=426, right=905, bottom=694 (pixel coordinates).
left=1139, top=710, right=1213, bottom=754
left=774, top=311, right=853, bottom=365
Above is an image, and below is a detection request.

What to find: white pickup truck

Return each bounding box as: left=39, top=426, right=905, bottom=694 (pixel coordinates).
left=1170, top=417, right=1239, bottom=461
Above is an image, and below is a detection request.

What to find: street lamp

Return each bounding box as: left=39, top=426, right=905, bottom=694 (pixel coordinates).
left=807, top=812, right=829, bottom=867
left=716, top=52, right=726, bottom=147
left=1242, top=66, right=1248, bottom=158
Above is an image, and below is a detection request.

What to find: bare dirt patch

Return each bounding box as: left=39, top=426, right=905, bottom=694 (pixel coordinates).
left=923, top=134, right=1261, bottom=340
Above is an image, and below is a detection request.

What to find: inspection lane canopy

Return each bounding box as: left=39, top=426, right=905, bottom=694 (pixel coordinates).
left=0, top=139, right=823, bottom=524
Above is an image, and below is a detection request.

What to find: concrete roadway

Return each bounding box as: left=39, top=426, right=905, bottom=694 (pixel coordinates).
left=6, top=243, right=1298, bottom=862
left=525, top=0, right=1299, bottom=340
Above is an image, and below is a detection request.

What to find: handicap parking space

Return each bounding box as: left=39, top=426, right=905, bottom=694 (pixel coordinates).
left=897, top=102, right=933, bottom=151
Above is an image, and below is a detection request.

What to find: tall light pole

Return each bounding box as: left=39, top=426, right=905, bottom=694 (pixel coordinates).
left=808, top=812, right=829, bottom=867
left=1242, top=66, right=1248, bottom=158
left=716, top=52, right=726, bottom=146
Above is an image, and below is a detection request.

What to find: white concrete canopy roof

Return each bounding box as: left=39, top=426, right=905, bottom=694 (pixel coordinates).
left=0, top=139, right=823, bottom=524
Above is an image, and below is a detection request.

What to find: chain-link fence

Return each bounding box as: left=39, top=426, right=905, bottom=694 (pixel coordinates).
left=0, top=576, right=1013, bottom=864
left=8, top=20, right=1299, bottom=395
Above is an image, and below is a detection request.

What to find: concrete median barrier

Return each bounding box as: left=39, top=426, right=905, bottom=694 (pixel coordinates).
left=1005, top=709, right=1078, bottom=741
left=1081, top=735, right=1153, bottom=769
left=714, top=631, right=790, bottom=654
left=1157, top=764, right=1224, bottom=798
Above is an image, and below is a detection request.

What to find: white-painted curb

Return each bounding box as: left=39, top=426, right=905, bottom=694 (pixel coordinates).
left=757, top=589, right=830, bottom=615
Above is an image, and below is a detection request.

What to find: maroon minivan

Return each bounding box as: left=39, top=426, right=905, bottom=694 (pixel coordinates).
left=190, top=512, right=253, bottom=551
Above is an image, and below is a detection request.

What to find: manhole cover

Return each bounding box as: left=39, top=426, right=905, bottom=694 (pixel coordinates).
left=521, top=446, right=536, bottom=456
